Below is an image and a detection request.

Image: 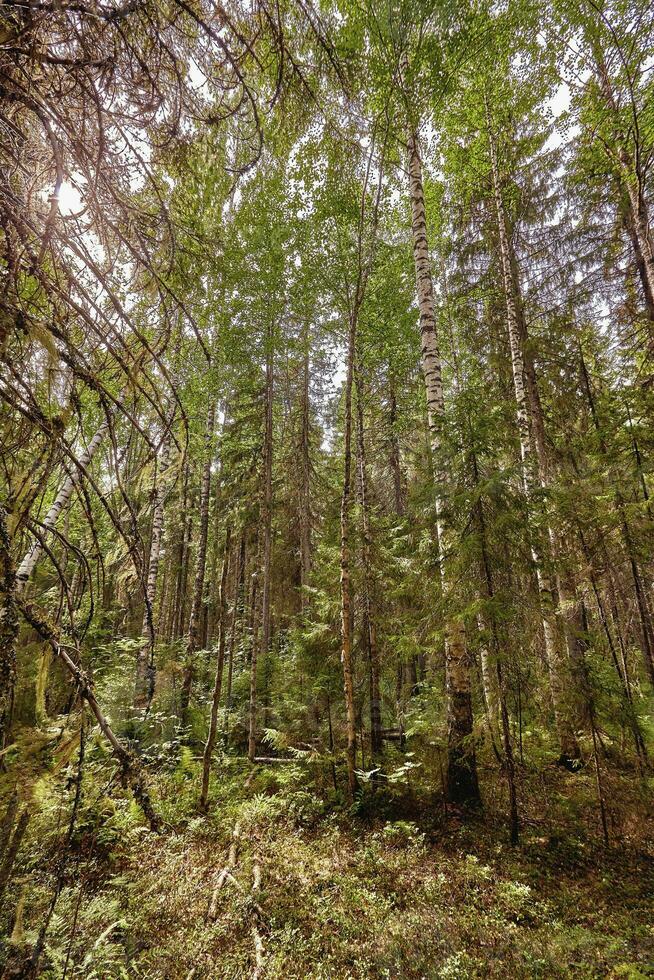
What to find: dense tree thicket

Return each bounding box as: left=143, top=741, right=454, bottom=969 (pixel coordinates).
left=1, top=0, right=653, bottom=975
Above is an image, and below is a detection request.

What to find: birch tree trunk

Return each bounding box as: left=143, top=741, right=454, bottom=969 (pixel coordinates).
left=15, top=421, right=109, bottom=590
left=624, top=172, right=654, bottom=312
left=488, top=118, right=580, bottom=765
left=478, top=619, right=499, bottom=740
left=623, top=205, right=654, bottom=324
left=180, top=400, right=216, bottom=728
left=404, top=92, right=480, bottom=804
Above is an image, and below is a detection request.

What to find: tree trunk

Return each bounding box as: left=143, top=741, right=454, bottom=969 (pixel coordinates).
left=17, top=597, right=159, bottom=829
left=488, top=114, right=580, bottom=765
left=0, top=506, right=18, bottom=753
left=579, top=351, right=654, bottom=687
left=478, top=617, right=500, bottom=739
left=472, top=451, right=519, bottom=842
left=340, top=299, right=359, bottom=798
left=299, top=331, right=312, bottom=614
left=388, top=373, right=404, bottom=516
left=624, top=204, right=654, bottom=324
left=200, top=526, right=231, bottom=809
left=249, top=342, right=273, bottom=763
left=355, top=352, right=382, bottom=758
left=404, top=84, right=480, bottom=805
left=580, top=528, right=647, bottom=764
left=134, top=430, right=171, bottom=712
left=168, top=460, right=192, bottom=642
left=226, top=533, right=245, bottom=720
left=388, top=373, right=407, bottom=737
left=180, top=400, right=216, bottom=728
left=593, top=52, right=654, bottom=330
left=624, top=185, right=654, bottom=325
left=206, top=456, right=225, bottom=648
left=0, top=806, right=30, bottom=904
left=15, top=421, right=108, bottom=590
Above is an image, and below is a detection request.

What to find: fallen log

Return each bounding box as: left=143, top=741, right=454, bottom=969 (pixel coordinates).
left=253, top=756, right=300, bottom=765
left=208, top=821, right=241, bottom=920
left=381, top=729, right=406, bottom=743
left=251, top=855, right=265, bottom=979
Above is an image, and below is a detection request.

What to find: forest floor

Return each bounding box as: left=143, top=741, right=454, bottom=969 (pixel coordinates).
left=5, top=752, right=654, bottom=979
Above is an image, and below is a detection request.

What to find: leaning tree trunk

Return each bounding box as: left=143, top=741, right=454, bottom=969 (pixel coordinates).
left=592, top=53, right=654, bottom=330
left=180, top=400, right=216, bottom=728
left=579, top=351, right=654, bottom=688
left=404, top=88, right=480, bottom=805
left=0, top=506, right=18, bottom=753
left=249, top=341, right=273, bottom=763
left=579, top=522, right=647, bottom=765
left=623, top=204, right=654, bottom=325
left=134, top=430, right=171, bottom=712
left=622, top=180, right=654, bottom=325
left=15, top=420, right=108, bottom=590
left=488, top=117, right=580, bottom=766
left=17, top=597, right=159, bottom=829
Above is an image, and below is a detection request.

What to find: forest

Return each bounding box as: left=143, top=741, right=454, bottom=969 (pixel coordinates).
left=0, top=0, right=653, bottom=975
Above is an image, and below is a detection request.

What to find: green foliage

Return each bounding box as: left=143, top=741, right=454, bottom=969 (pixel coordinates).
left=3, top=0, right=654, bottom=974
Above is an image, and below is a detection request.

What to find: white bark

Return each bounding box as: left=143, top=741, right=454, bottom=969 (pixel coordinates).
left=402, top=56, right=478, bottom=802
left=478, top=615, right=499, bottom=736
left=15, top=421, right=109, bottom=591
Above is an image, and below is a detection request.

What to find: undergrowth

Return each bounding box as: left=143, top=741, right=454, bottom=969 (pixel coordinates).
left=1, top=753, right=653, bottom=979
